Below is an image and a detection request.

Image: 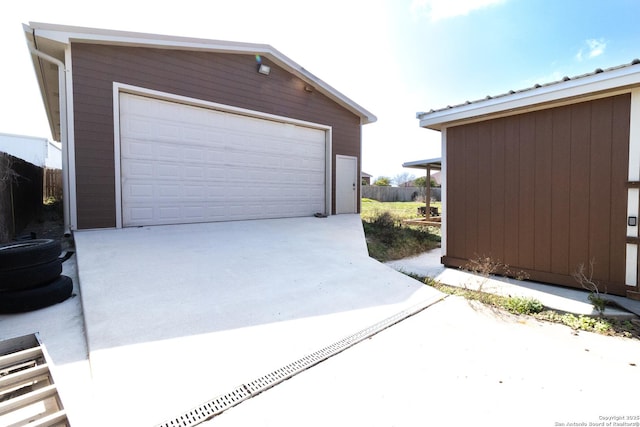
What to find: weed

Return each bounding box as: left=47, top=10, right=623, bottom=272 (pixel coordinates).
left=538, top=312, right=614, bottom=334
left=463, top=255, right=530, bottom=280
left=411, top=274, right=640, bottom=339
left=573, top=259, right=607, bottom=315
left=464, top=255, right=503, bottom=278
left=362, top=210, right=440, bottom=261
left=460, top=255, right=530, bottom=293
left=422, top=276, right=440, bottom=288
left=512, top=270, right=531, bottom=281
left=504, top=296, right=544, bottom=315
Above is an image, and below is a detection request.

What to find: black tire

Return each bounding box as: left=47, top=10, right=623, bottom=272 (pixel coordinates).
left=0, top=275, right=73, bottom=314
left=0, top=240, right=61, bottom=271
left=0, top=259, right=63, bottom=291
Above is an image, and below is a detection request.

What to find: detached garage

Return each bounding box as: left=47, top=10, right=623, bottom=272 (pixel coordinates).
left=418, top=60, right=640, bottom=299
left=24, top=22, right=375, bottom=230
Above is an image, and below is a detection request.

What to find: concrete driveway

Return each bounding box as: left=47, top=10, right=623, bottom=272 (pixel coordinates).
left=3, top=214, right=640, bottom=426
left=208, top=296, right=640, bottom=427
left=72, top=215, right=443, bottom=426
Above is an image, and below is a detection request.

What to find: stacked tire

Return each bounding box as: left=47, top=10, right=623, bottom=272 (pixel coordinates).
left=0, top=239, right=73, bottom=314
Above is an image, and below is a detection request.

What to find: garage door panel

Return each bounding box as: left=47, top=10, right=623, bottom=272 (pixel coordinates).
left=120, top=94, right=326, bottom=226
left=125, top=140, right=154, bottom=158
left=130, top=207, right=154, bottom=222
left=158, top=207, right=182, bottom=222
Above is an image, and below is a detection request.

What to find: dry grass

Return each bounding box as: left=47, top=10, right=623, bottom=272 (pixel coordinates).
left=361, top=210, right=440, bottom=262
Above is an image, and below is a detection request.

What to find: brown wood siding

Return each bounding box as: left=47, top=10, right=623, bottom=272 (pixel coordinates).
left=490, top=120, right=505, bottom=262
left=71, top=43, right=362, bottom=228
left=447, top=126, right=466, bottom=257
left=550, top=106, right=571, bottom=276
left=503, top=116, right=520, bottom=267
left=444, top=94, right=631, bottom=296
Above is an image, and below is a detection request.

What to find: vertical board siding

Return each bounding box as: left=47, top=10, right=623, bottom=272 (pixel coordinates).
left=568, top=102, right=591, bottom=274
left=445, top=94, right=631, bottom=295
left=589, top=98, right=613, bottom=280
left=464, top=125, right=480, bottom=257
left=476, top=122, right=493, bottom=257
left=518, top=114, right=536, bottom=269
left=447, top=127, right=466, bottom=257
left=71, top=44, right=361, bottom=228
left=550, top=107, right=572, bottom=275
left=503, top=116, right=520, bottom=267
left=490, top=121, right=505, bottom=262
left=533, top=109, right=553, bottom=272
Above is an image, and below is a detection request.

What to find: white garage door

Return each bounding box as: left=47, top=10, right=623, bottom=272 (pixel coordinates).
left=119, top=93, right=327, bottom=227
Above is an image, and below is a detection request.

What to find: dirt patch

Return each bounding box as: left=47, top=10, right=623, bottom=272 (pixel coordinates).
left=19, top=201, right=64, bottom=239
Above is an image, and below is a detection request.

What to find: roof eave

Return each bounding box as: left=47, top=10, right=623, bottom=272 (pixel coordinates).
left=23, top=24, right=61, bottom=141
left=25, top=22, right=376, bottom=125
left=418, top=63, right=640, bottom=131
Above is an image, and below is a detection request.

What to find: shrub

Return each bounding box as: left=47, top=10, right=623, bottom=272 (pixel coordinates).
left=362, top=211, right=439, bottom=261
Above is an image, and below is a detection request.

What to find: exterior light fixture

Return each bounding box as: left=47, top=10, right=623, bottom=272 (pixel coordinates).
left=258, top=64, right=271, bottom=75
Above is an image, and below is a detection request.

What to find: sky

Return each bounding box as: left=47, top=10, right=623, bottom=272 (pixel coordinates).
left=2, top=0, right=640, bottom=183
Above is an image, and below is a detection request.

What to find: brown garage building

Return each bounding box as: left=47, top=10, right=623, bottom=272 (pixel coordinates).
left=418, top=61, right=640, bottom=298
left=24, top=22, right=375, bottom=231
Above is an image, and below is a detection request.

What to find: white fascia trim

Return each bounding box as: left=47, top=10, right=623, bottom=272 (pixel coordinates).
left=30, top=22, right=272, bottom=52
left=419, top=66, right=640, bottom=130
left=358, top=120, right=363, bottom=214
left=629, top=89, right=640, bottom=182
left=626, top=89, right=640, bottom=287
left=113, top=86, right=123, bottom=229
left=440, top=128, right=447, bottom=256
left=626, top=244, right=638, bottom=287
left=627, top=189, right=639, bottom=238
left=65, top=46, right=77, bottom=231
left=326, top=130, right=333, bottom=217
left=29, top=22, right=376, bottom=124
left=112, top=83, right=334, bottom=227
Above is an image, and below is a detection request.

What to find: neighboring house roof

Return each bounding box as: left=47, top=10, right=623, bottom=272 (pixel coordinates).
left=417, top=59, right=640, bottom=131
left=431, top=171, right=441, bottom=186
left=361, top=171, right=373, bottom=178
left=46, top=140, right=62, bottom=169
left=23, top=22, right=377, bottom=141
left=0, top=132, right=48, bottom=167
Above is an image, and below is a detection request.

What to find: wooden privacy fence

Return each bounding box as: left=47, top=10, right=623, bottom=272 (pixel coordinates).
left=0, top=153, right=43, bottom=242
left=362, top=186, right=441, bottom=202
left=44, top=168, right=62, bottom=200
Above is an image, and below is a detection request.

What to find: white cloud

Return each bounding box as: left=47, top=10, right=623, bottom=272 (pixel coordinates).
left=410, top=0, right=505, bottom=21
left=576, top=38, right=606, bottom=61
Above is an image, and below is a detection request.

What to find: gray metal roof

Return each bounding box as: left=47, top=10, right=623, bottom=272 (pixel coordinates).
left=423, top=59, right=640, bottom=115
left=417, top=59, right=640, bottom=130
